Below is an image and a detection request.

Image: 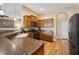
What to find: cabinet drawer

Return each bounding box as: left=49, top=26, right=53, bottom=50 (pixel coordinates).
left=40, top=32, right=53, bottom=42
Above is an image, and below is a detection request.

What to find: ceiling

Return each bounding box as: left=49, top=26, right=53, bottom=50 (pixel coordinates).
left=23, top=3, right=77, bottom=15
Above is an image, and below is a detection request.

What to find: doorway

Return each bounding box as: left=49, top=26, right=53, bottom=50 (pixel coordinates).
left=56, top=12, right=68, bottom=39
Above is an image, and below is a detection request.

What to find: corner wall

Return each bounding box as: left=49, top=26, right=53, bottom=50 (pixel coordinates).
left=39, top=4, right=79, bottom=39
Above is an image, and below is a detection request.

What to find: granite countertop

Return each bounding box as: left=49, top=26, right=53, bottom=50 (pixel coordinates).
left=12, top=35, right=44, bottom=55
left=0, top=35, right=26, bottom=55
left=0, top=30, right=18, bottom=35
left=4, top=31, right=18, bottom=36
left=0, top=31, right=44, bottom=55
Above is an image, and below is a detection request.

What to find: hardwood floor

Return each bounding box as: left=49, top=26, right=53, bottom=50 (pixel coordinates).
left=44, top=39, right=70, bottom=55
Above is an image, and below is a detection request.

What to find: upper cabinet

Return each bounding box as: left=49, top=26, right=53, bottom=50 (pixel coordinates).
left=23, top=15, right=54, bottom=28
left=38, top=20, right=45, bottom=27
left=38, top=18, right=54, bottom=27
left=23, top=15, right=39, bottom=27
left=3, top=3, right=22, bottom=19
left=44, top=18, right=54, bottom=27
left=23, top=15, right=31, bottom=27
left=30, top=15, right=38, bottom=22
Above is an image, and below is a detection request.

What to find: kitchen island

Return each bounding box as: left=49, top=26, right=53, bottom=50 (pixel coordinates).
left=0, top=31, right=44, bottom=55
left=11, top=33, right=44, bottom=55
left=12, top=37, right=44, bottom=55
left=0, top=35, right=26, bottom=55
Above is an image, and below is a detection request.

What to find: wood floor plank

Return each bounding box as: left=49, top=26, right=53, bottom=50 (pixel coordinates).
left=44, top=39, right=70, bottom=55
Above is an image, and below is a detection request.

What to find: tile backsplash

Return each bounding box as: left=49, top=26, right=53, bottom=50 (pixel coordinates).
left=0, top=19, right=14, bottom=28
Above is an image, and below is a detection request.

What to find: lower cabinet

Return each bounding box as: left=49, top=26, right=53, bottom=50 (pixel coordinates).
left=28, top=32, right=34, bottom=38
left=6, top=32, right=19, bottom=40
left=40, top=32, right=53, bottom=42
left=29, top=32, right=53, bottom=42
left=69, top=41, right=75, bottom=55
left=32, top=44, right=44, bottom=55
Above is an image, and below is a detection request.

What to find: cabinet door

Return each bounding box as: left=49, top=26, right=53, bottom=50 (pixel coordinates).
left=40, top=20, right=45, bottom=27
left=24, top=16, right=32, bottom=27
left=27, top=17, right=32, bottom=27
left=40, top=32, right=53, bottom=42
left=38, top=20, right=45, bottom=27
left=23, top=16, right=27, bottom=27
left=44, top=19, right=54, bottom=27
left=0, top=19, right=14, bottom=28
left=37, top=20, right=41, bottom=27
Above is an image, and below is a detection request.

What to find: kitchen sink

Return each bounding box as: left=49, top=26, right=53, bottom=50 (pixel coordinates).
left=15, top=33, right=29, bottom=38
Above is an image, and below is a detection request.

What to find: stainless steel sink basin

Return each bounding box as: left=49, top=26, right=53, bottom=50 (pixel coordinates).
left=0, top=35, right=27, bottom=55
left=15, top=33, right=29, bottom=38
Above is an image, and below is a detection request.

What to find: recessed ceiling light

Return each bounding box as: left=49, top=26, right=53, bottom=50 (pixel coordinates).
left=40, top=8, right=44, bottom=11
left=0, top=10, right=4, bottom=15
left=14, top=18, right=17, bottom=20
left=0, top=3, right=3, bottom=5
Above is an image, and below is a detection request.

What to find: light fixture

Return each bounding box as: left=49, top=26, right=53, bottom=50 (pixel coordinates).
left=0, top=10, right=4, bottom=15
left=0, top=3, right=4, bottom=15
left=40, top=8, right=44, bottom=11
left=14, top=18, right=17, bottom=20
left=12, top=43, right=16, bottom=49
left=0, top=3, right=3, bottom=5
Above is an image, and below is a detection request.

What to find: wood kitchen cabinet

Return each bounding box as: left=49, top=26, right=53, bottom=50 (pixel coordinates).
left=28, top=32, right=34, bottom=38
left=30, top=15, right=38, bottom=22
left=69, top=41, right=75, bottom=54
left=40, top=32, right=53, bottom=42
left=24, top=15, right=32, bottom=27
left=29, top=32, right=53, bottom=42
left=23, top=15, right=39, bottom=27
left=38, top=18, right=54, bottom=27
left=38, top=20, right=45, bottom=27
left=44, top=18, right=54, bottom=27
left=32, top=44, right=44, bottom=55
left=24, top=15, right=54, bottom=27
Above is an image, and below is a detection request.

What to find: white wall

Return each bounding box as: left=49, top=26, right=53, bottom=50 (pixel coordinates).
left=2, top=3, right=39, bottom=30
left=2, top=3, right=23, bottom=30
left=22, top=5, right=39, bottom=17
left=21, top=5, right=39, bottom=28
left=3, top=3, right=22, bottom=19
left=56, top=12, right=69, bottom=39
left=39, top=5, right=79, bottom=39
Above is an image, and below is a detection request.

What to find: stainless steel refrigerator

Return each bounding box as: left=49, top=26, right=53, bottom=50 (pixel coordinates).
left=69, top=14, right=79, bottom=54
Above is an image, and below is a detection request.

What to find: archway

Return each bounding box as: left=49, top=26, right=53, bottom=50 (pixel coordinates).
left=56, top=12, right=69, bottom=39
